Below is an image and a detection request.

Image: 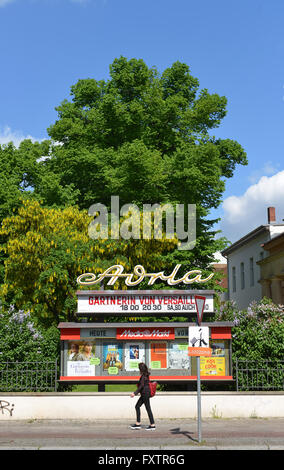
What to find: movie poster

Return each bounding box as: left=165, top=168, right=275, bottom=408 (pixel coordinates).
left=168, top=342, right=190, bottom=370
left=67, top=340, right=97, bottom=376
left=199, top=340, right=226, bottom=376
left=125, top=342, right=145, bottom=371
left=103, top=343, right=123, bottom=373
left=200, top=357, right=226, bottom=376
left=150, top=342, right=167, bottom=369
left=211, top=341, right=225, bottom=356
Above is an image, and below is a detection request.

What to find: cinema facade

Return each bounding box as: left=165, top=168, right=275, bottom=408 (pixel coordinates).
left=58, top=290, right=233, bottom=387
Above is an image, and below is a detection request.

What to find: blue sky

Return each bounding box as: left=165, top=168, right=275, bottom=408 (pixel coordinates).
left=1, top=0, right=284, bottom=244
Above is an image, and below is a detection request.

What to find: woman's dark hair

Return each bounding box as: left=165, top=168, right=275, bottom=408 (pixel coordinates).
left=138, top=362, right=150, bottom=376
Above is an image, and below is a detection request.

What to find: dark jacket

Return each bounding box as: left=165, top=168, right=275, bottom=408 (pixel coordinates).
left=134, top=373, right=151, bottom=397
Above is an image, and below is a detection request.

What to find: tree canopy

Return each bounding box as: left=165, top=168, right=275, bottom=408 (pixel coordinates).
left=45, top=57, right=247, bottom=211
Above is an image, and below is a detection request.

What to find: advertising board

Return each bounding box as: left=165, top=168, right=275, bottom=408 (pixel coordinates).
left=59, top=322, right=233, bottom=382
left=77, top=290, right=214, bottom=315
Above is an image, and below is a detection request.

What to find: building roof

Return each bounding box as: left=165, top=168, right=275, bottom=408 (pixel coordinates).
left=221, top=225, right=269, bottom=256
left=261, top=230, right=284, bottom=251
left=221, top=224, right=284, bottom=257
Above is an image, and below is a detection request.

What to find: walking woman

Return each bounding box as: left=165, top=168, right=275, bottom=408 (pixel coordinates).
left=130, top=362, right=155, bottom=430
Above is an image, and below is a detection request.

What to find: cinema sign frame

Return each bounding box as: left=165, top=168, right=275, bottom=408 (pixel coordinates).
left=76, top=289, right=215, bottom=318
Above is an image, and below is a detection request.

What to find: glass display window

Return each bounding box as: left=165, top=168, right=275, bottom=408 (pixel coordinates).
left=191, top=339, right=230, bottom=376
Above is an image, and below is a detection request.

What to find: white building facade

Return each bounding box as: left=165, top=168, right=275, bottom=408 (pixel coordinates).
left=222, top=207, right=284, bottom=310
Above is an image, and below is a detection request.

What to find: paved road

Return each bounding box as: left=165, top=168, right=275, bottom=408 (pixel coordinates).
left=0, top=418, right=283, bottom=450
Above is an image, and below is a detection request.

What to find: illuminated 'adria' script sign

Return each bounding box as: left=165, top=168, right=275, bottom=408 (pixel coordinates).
left=77, top=264, right=214, bottom=287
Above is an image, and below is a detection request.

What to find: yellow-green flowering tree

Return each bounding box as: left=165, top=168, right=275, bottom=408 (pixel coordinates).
left=0, top=199, right=177, bottom=326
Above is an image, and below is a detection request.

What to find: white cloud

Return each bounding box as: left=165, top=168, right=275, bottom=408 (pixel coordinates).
left=248, top=160, right=280, bottom=184
left=0, top=125, right=40, bottom=147
left=220, top=170, right=284, bottom=243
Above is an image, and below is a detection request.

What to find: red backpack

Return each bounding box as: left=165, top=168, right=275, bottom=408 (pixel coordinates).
left=149, top=381, right=157, bottom=397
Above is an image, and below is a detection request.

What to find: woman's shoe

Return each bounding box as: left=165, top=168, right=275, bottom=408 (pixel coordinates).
left=130, top=424, right=141, bottom=430
left=145, top=425, right=156, bottom=430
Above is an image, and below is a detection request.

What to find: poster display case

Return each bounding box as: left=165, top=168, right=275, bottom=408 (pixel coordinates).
left=58, top=322, right=234, bottom=384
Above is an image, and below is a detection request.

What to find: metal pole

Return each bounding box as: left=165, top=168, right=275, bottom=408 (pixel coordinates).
left=55, top=358, right=58, bottom=392
left=236, top=357, right=238, bottom=392
left=196, top=355, right=202, bottom=443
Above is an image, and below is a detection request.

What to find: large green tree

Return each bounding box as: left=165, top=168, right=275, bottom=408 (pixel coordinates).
left=44, top=57, right=247, bottom=273
left=46, top=58, right=246, bottom=210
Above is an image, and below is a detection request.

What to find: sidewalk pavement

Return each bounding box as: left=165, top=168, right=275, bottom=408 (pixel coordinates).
left=0, top=418, right=283, bottom=450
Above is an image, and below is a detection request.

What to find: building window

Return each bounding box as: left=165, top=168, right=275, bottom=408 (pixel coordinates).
left=232, top=266, right=236, bottom=292
left=250, top=257, right=254, bottom=287
left=240, top=262, right=245, bottom=289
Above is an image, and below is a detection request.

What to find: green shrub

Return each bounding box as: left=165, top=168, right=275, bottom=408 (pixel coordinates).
left=0, top=305, right=63, bottom=391
left=0, top=305, right=60, bottom=362
left=215, top=298, right=284, bottom=361
left=215, top=298, right=284, bottom=390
